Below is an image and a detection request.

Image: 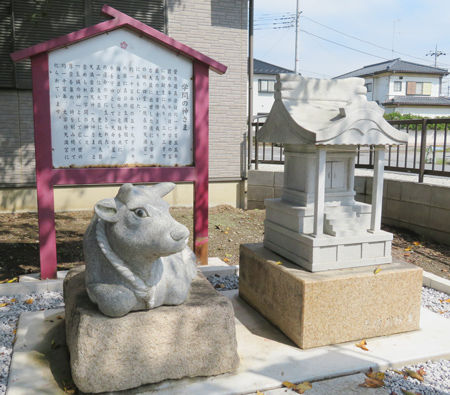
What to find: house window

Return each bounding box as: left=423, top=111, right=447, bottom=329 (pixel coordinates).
left=365, top=83, right=373, bottom=93
left=258, top=79, right=275, bottom=93
left=406, top=81, right=432, bottom=96
left=393, top=81, right=402, bottom=92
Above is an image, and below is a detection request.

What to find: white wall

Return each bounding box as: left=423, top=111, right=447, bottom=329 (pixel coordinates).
left=387, top=75, right=441, bottom=99
left=253, top=73, right=276, bottom=116
left=372, top=76, right=390, bottom=104
left=384, top=106, right=450, bottom=117
left=364, top=74, right=442, bottom=105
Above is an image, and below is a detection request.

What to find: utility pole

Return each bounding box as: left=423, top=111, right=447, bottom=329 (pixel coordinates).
left=426, top=44, right=446, bottom=67
left=294, top=0, right=300, bottom=73
left=247, top=0, right=254, bottom=171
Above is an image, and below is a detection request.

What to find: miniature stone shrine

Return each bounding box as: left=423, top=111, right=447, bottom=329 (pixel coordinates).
left=64, top=183, right=239, bottom=392
left=240, top=75, right=423, bottom=348
left=258, top=75, right=409, bottom=272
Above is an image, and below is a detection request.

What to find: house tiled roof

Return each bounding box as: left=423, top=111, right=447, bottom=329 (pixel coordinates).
left=383, top=96, right=450, bottom=107
left=254, top=59, right=294, bottom=75
left=335, top=58, right=448, bottom=78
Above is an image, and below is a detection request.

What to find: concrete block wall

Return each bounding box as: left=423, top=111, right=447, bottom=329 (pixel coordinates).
left=247, top=170, right=283, bottom=209
left=248, top=170, right=450, bottom=246
left=356, top=177, right=450, bottom=246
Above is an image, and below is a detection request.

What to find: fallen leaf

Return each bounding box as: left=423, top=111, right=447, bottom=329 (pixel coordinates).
left=293, top=382, right=312, bottom=394
left=366, top=368, right=385, bottom=381
left=56, top=315, right=63, bottom=320
left=25, top=298, right=34, bottom=304
left=256, top=391, right=264, bottom=395
left=404, top=368, right=424, bottom=382
left=392, top=369, right=403, bottom=375
left=355, top=339, right=369, bottom=351
left=0, top=303, right=9, bottom=308
left=374, top=267, right=382, bottom=275
left=417, top=367, right=426, bottom=377
left=224, top=231, right=229, bottom=234
left=10, top=298, right=16, bottom=303
left=439, top=298, right=450, bottom=303
left=401, top=389, right=420, bottom=395
left=0, top=277, right=18, bottom=284
left=13, top=329, right=16, bottom=335
left=404, top=247, right=412, bottom=251
left=225, top=253, right=232, bottom=257
left=412, top=241, right=421, bottom=246
left=274, top=261, right=283, bottom=265
left=223, top=258, right=230, bottom=263
left=359, top=377, right=384, bottom=388
left=282, top=381, right=312, bottom=393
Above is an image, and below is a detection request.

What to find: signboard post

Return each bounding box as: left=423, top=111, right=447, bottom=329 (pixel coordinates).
left=11, top=5, right=227, bottom=279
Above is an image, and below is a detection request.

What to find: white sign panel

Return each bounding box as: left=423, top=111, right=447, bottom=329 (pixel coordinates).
left=48, top=29, right=193, bottom=168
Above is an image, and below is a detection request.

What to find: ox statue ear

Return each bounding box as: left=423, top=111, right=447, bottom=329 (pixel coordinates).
left=94, top=198, right=119, bottom=223
left=150, top=182, right=176, bottom=197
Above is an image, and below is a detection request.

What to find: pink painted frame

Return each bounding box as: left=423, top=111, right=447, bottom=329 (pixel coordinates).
left=11, top=6, right=225, bottom=279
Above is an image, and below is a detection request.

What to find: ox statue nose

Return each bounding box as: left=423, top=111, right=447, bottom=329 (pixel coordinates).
left=170, top=226, right=189, bottom=242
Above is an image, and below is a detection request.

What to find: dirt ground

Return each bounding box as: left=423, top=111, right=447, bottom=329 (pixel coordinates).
left=0, top=205, right=448, bottom=281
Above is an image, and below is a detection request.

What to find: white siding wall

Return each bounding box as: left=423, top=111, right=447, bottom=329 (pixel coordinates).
left=388, top=75, right=441, bottom=99
left=372, top=76, right=390, bottom=104
left=253, top=73, right=276, bottom=116
left=365, top=77, right=374, bottom=101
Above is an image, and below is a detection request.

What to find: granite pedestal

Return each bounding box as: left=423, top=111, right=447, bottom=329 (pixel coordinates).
left=239, top=243, right=422, bottom=349
left=64, top=267, right=239, bottom=393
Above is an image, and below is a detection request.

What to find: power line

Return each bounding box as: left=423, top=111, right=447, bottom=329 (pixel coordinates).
left=300, top=29, right=391, bottom=61
left=301, top=14, right=450, bottom=67
left=254, top=11, right=450, bottom=69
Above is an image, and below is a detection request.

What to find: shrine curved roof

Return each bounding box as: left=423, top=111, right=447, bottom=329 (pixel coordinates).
left=10, top=5, right=227, bottom=75
left=257, top=75, right=409, bottom=146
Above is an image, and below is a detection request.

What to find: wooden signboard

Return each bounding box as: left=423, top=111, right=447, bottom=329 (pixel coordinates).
left=11, top=5, right=227, bottom=279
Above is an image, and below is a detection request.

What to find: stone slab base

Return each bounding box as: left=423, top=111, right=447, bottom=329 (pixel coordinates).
left=264, top=220, right=393, bottom=272
left=239, top=243, right=422, bottom=349
left=64, top=267, right=239, bottom=393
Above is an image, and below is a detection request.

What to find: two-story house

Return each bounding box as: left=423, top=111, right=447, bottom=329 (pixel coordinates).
left=253, top=59, right=295, bottom=118
left=335, top=58, right=450, bottom=117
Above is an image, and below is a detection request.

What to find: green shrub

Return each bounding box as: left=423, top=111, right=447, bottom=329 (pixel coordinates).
left=384, top=112, right=449, bottom=130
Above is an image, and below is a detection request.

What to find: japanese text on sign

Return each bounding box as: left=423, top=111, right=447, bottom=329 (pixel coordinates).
left=48, top=29, right=193, bottom=168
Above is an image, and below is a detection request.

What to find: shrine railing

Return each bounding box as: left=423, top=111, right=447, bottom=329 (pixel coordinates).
left=249, top=117, right=450, bottom=182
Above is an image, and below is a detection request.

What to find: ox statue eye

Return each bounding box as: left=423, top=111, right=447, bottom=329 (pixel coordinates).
left=133, top=208, right=148, bottom=218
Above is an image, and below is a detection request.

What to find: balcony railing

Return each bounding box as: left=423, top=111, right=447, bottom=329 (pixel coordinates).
left=249, top=117, right=450, bottom=182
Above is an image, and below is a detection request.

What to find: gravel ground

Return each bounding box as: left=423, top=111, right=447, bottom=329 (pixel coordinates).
left=0, top=291, right=64, bottom=395
left=0, top=282, right=448, bottom=395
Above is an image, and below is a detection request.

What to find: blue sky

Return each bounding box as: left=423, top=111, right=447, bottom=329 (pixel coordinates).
left=254, top=0, right=450, bottom=90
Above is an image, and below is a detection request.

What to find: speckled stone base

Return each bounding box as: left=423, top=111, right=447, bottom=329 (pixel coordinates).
left=239, top=243, right=422, bottom=349
left=64, top=268, right=239, bottom=393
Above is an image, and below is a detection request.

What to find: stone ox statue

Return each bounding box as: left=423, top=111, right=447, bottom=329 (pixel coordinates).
left=83, top=182, right=197, bottom=317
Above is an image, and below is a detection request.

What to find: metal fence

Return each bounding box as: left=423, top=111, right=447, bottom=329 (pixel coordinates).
left=249, top=117, right=450, bottom=182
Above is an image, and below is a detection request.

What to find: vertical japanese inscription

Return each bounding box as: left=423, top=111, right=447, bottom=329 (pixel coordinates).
left=48, top=29, right=193, bottom=168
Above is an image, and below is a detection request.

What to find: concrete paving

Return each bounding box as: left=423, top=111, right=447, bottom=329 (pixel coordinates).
left=7, top=290, right=450, bottom=395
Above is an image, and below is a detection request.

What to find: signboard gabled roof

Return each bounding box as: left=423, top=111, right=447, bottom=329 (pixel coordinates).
left=10, top=4, right=227, bottom=75
left=258, top=75, right=409, bottom=146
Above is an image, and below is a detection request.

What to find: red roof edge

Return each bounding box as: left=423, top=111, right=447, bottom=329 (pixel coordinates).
left=10, top=4, right=227, bottom=75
